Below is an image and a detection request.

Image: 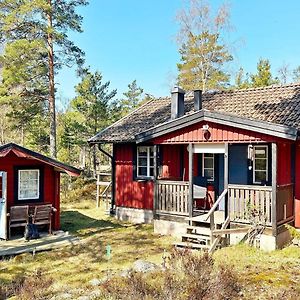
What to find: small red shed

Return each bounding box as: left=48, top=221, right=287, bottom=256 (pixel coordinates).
left=0, top=143, right=80, bottom=240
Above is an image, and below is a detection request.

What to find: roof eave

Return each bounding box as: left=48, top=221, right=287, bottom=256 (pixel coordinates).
left=136, top=110, right=298, bottom=143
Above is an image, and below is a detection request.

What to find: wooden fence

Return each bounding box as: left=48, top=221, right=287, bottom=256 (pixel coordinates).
left=228, top=184, right=273, bottom=226
left=155, top=180, right=189, bottom=216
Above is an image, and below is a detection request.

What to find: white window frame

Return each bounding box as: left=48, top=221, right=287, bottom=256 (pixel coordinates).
left=202, top=153, right=214, bottom=182
left=137, top=146, right=154, bottom=178
left=18, top=169, right=40, bottom=200
left=253, top=145, right=268, bottom=184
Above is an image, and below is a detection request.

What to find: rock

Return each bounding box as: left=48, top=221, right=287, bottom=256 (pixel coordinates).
left=77, top=296, right=90, bottom=300
left=89, top=289, right=102, bottom=298
left=55, top=293, right=72, bottom=299
left=89, top=278, right=101, bottom=286
left=119, top=268, right=131, bottom=277
left=132, top=260, right=159, bottom=273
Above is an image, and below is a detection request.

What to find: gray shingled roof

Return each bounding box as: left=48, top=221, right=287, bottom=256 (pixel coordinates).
left=89, top=83, right=300, bottom=143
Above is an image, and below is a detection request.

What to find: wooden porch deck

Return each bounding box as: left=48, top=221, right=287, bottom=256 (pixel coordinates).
left=0, top=231, right=80, bottom=257
left=190, top=210, right=225, bottom=225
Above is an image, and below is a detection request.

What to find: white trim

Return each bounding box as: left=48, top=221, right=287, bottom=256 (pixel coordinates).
left=202, top=153, right=214, bottom=181
left=137, top=146, right=154, bottom=178
left=253, top=145, right=268, bottom=184
left=18, top=169, right=40, bottom=200
left=192, top=143, right=225, bottom=154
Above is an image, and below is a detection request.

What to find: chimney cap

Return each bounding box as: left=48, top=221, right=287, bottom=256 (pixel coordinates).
left=171, top=86, right=185, bottom=94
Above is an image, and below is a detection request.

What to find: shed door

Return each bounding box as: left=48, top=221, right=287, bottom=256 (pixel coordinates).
left=0, top=172, right=7, bottom=240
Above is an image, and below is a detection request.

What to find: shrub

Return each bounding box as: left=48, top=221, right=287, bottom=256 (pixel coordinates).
left=3, top=269, right=53, bottom=300
left=100, top=249, right=241, bottom=300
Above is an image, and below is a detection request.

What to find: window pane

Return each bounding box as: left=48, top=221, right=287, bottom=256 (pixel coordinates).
left=255, top=171, right=267, bottom=183
left=19, top=170, right=39, bottom=200
left=138, top=167, right=147, bottom=176
left=150, top=167, right=154, bottom=176
left=138, top=158, right=147, bottom=167
left=138, top=147, right=148, bottom=157
left=205, top=153, right=214, bottom=158
left=255, top=159, right=267, bottom=170
left=150, top=147, right=154, bottom=156
left=150, top=157, right=154, bottom=167
left=255, top=147, right=267, bottom=158
left=204, top=158, right=213, bottom=168
left=204, top=169, right=214, bottom=180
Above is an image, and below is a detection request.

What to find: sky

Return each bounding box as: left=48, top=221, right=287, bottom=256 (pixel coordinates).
left=56, top=0, right=300, bottom=107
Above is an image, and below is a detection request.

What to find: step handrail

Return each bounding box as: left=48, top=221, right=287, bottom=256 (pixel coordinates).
left=209, top=215, right=230, bottom=253
left=205, top=189, right=228, bottom=221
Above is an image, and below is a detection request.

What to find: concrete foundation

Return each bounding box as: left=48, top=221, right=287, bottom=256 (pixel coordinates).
left=154, top=219, right=187, bottom=237
left=115, top=207, right=153, bottom=224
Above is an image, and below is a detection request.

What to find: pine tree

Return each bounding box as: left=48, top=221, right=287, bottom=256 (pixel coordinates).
left=120, top=80, right=143, bottom=116
left=67, top=70, right=117, bottom=174
left=176, top=0, right=233, bottom=91
left=0, top=0, right=88, bottom=157
left=250, top=59, right=279, bottom=87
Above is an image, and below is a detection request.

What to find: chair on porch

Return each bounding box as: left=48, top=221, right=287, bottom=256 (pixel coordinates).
left=8, top=205, right=29, bottom=239
left=193, top=176, right=208, bottom=210
left=32, top=204, right=53, bottom=234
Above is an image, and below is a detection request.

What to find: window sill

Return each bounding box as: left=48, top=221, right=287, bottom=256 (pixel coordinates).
left=135, top=176, right=154, bottom=182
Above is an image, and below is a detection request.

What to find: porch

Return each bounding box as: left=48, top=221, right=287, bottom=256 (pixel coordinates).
left=154, top=180, right=293, bottom=230
left=151, top=141, right=294, bottom=249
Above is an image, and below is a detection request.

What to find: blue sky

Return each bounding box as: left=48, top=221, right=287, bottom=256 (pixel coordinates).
left=56, top=0, right=300, bottom=107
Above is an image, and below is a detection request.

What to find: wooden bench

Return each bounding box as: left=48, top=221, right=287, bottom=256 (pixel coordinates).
left=32, top=204, right=53, bottom=234
left=8, top=205, right=29, bottom=239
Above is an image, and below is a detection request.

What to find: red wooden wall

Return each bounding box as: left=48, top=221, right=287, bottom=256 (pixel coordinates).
left=115, top=121, right=300, bottom=228
left=277, top=142, right=292, bottom=185
left=160, top=145, right=181, bottom=179
left=0, top=152, right=60, bottom=230
left=114, top=144, right=153, bottom=210
left=153, top=121, right=287, bottom=144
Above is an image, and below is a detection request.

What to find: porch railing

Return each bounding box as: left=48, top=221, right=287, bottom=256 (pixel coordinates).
left=277, top=183, right=294, bottom=225
left=228, top=184, right=272, bottom=226
left=155, top=180, right=189, bottom=216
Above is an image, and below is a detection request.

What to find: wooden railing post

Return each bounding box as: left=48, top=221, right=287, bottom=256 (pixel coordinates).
left=224, top=143, right=229, bottom=219
left=153, top=145, right=158, bottom=217
left=188, top=143, right=194, bottom=219
left=271, top=143, right=277, bottom=236
left=210, top=214, right=215, bottom=244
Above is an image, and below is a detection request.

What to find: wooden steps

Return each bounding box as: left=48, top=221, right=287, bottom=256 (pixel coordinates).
left=174, top=241, right=210, bottom=250
left=175, top=210, right=227, bottom=252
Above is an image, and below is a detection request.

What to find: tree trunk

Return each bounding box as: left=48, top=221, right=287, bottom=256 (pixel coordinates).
left=47, top=0, right=57, bottom=158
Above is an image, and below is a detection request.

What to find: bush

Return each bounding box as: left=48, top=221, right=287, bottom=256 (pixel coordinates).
left=2, top=269, right=53, bottom=300
left=99, top=249, right=241, bottom=300
left=61, top=175, right=97, bottom=204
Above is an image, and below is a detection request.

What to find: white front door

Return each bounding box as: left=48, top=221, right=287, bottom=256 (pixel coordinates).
left=0, top=172, right=7, bottom=240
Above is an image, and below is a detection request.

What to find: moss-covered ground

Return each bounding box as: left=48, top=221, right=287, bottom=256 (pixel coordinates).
left=0, top=199, right=299, bottom=299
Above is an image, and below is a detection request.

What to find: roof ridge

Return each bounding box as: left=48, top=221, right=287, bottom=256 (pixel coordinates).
left=203, top=82, right=300, bottom=95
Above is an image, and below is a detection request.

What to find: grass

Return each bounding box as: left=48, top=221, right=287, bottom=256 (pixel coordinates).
left=0, top=200, right=174, bottom=298
left=0, top=199, right=300, bottom=299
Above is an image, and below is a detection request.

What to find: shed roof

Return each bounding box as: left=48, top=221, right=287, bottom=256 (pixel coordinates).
left=0, top=143, right=81, bottom=176
left=89, top=83, right=300, bottom=143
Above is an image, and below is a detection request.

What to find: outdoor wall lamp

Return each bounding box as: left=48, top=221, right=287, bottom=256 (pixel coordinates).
left=202, top=124, right=211, bottom=141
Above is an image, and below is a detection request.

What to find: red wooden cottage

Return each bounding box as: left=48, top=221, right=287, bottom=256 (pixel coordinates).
left=0, top=143, right=80, bottom=240
left=89, top=83, right=300, bottom=251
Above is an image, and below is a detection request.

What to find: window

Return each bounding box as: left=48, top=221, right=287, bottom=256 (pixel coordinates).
left=18, top=169, right=40, bottom=200
left=137, top=146, right=154, bottom=178
left=253, top=146, right=268, bottom=184
left=202, top=153, right=214, bottom=181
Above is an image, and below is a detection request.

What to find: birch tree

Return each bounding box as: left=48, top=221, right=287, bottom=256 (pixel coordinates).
left=176, top=0, right=233, bottom=91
